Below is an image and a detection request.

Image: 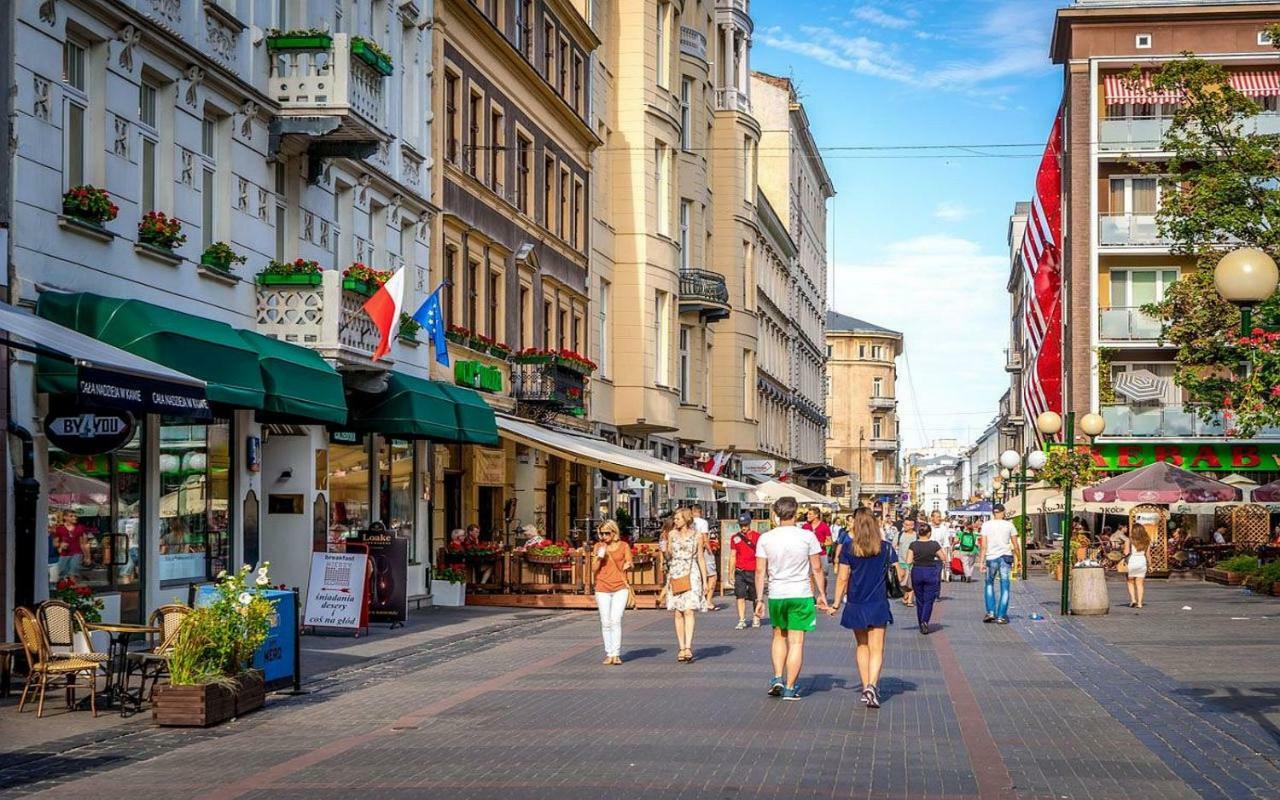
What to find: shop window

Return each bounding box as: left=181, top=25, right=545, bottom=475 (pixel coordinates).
left=330, top=435, right=372, bottom=543
left=381, top=438, right=416, bottom=563
left=158, top=419, right=231, bottom=585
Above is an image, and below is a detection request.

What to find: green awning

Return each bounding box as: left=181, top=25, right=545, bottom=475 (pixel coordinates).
left=348, top=372, right=462, bottom=440
left=236, top=330, right=347, bottom=425
left=37, top=292, right=265, bottom=410
left=437, top=383, right=499, bottom=445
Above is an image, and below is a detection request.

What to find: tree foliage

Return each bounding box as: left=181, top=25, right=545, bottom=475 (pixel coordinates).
left=1134, top=50, right=1280, bottom=435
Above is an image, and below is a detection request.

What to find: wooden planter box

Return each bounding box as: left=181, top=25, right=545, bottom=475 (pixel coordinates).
left=153, top=670, right=265, bottom=727
left=1205, top=568, right=1250, bottom=586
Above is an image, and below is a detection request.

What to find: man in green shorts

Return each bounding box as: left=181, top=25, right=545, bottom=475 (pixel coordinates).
left=754, top=496, right=830, bottom=700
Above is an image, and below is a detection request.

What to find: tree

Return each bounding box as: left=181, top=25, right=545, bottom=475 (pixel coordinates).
left=1140, top=44, right=1280, bottom=436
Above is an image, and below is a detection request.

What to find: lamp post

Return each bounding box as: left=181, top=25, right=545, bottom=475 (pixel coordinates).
left=1036, top=410, right=1105, bottom=615
left=1000, top=447, right=1046, bottom=580
left=1215, top=247, right=1279, bottom=336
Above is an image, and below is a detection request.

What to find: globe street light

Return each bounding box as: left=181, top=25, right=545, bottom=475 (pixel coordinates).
left=1215, top=247, right=1279, bottom=336
left=1037, top=409, right=1106, bottom=615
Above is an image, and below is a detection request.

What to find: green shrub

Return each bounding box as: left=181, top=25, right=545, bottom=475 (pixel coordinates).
left=1217, top=555, right=1261, bottom=574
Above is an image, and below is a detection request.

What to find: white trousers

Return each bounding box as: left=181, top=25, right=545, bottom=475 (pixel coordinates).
left=595, top=588, right=628, bottom=656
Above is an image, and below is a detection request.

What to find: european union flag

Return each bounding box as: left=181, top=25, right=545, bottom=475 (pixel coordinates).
left=411, top=284, right=450, bottom=367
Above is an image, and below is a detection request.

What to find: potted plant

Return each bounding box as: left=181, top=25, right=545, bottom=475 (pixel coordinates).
left=525, top=544, right=571, bottom=565
left=446, top=324, right=469, bottom=344
left=201, top=242, right=247, bottom=273
left=264, top=27, right=333, bottom=50
left=1207, top=554, right=1260, bottom=586
left=489, top=341, right=512, bottom=359
left=398, top=312, right=421, bottom=342
left=137, top=211, right=186, bottom=253
left=341, top=263, right=390, bottom=296
left=50, top=577, right=105, bottom=623
left=512, top=347, right=555, bottom=365
left=257, top=258, right=323, bottom=286
left=350, top=36, right=394, bottom=76
left=1039, top=446, right=1098, bottom=493
left=470, top=332, right=493, bottom=353
left=152, top=564, right=274, bottom=727
left=430, top=566, right=467, bottom=607
left=1045, top=550, right=1064, bottom=581
left=62, top=185, right=119, bottom=228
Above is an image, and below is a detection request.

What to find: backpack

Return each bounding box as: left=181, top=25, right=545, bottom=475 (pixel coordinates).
left=958, top=530, right=977, bottom=552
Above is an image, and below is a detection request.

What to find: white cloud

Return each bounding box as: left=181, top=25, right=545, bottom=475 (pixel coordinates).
left=852, top=5, right=913, bottom=30
left=829, top=235, right=1010, bottom=448
left=758, top=25, right=909, bottom=82
left=933, top=201, right=971, bottom=221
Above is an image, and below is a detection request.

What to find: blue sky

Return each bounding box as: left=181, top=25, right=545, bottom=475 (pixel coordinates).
left=751, top=0, right=1064, bottom=449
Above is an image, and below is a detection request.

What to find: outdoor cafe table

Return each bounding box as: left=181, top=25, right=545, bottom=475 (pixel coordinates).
left=86, top=621, right=160, bottom=716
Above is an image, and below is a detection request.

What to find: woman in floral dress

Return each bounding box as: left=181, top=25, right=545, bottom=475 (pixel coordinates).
left=665, top=507, right=708, bottom=662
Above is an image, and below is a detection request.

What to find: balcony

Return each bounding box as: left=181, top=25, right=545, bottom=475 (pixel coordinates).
left=1101, top=403, right=1280, bottom=438
left=868, top=396, right=896, bottom=411
left=1005, top=349, right=1022, bottom=373
left=255, top=270, right=391, bottom=372
left=678, top=268, right=731, bottom=322
left=714, top=87, right=752, bottom=113
left=1098, top=213, right=1171, bottom=248
left=868, top=438, right=898, bottom=452
left=1099, top=306, right=1164, bottom=342
left=680, top=26, right=707, bottom=61
left=860, top=482, right=903, bottom=497
left=511, top=360, right=587, bottom=414
left=1100, top=113, right=1280, bottom=153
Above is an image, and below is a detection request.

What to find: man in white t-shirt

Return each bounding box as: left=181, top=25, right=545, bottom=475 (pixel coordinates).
left=930, top=511, right=955, bottom=586
left=754, top=496, right=828, bottom=701
left=979, top=503, right=1021, bottom=624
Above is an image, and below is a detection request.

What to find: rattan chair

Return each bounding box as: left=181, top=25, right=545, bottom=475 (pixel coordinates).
left=13, top=607, right=98, bottom=718
left=36, top=600, right=110, bottom=666
left=127, top=603, right=190, bottom=701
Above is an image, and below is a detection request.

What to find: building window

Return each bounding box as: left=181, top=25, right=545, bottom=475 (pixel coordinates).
left=743, top=350, right=756, bottom=419
left=490, top=106, right=505, bottom=194
left=519, top=284, right=531, bottom=350
left=445, top=71, right=460, bottom=163
left=678, top=326, right=691, bottom=403
left=139, top=82, right=160, bottom=215
left=516, top=0, right=533, bottom=59
left=678, top=199, right=691, bottom=268
left=558, top=36, right=569, bottom=96
left=858, top=344, right=866, bottom=359
left=200, top=115, right=219, bottom=250
left=63, top=39, right=86, bottom=90
left=1110, top=268, right=1178, bottom=309
left=572, top=53, right=585, bottom=113
left=572, top=178, right=584, bottom=249
left=573, top=311, right=583, bottom=354
left=62, top=39, right=88, bottom=188
left=872, top=376, right=883, bottom=397
left=383, top=439, right=416, bottom=562
left=655, top=291, right=670, bottom=385
left=1135, top=33, right=1152, bottom=49
left=655, top=1, right=670, bottom=88
left=598, top=278, right=610, bottom=378
left=487, top=268, right=501, bottom=338
left=543, top=299, right=553, bottom=348
left=559, top=167, right=570, bottom=240
left=872, top=417, right=883, bottom=438
left=1107, top=176, right=1159, bottom=216
left=274, top=163, right=288, bottom=261
left=467, top=259, right=481, bottom=331
left=159, top=419, right=232, bottom=584
left=557, top=307, right=568, bottom=350
left=444, top=244, right=459, bottom=319
left=467, top=89, right=483, bottom=180
left=515, top=133, right=532, bottom=213
left=680, top=78, right=692, bottom=150
left=655, top=144, right=671, bottom=236
left=543, top=154, right=556, bottom=230
left=543, top=22, right=556, bottom=80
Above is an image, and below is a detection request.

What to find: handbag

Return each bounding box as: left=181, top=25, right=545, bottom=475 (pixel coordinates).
left=885, top=553, right=905, bottom=600
left=670, top=574, right=692, bottom=594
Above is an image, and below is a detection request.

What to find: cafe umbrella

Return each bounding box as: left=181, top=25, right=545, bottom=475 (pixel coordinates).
left=1080, top=461, right=1241, bottom=504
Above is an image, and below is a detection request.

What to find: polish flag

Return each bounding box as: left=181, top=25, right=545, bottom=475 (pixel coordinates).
left=362, top=267, right=406, bottom=361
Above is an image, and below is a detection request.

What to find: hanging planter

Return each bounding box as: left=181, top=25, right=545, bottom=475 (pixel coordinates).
left=350, top=36, right=394, bottom=76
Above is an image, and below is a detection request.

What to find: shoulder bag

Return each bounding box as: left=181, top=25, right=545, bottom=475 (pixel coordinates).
left=885, top=551, right=905, bottom=599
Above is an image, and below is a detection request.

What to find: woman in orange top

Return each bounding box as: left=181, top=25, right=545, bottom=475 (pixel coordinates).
left=594, top=520, right=633, bottom=665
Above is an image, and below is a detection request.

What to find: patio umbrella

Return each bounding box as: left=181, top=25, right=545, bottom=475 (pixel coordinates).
left=952, top=500, right=993, bottom=517
left=1113, top=369, right=1170, bottom=403
left=1080, top=461, right=1240, bottom=504
left=1250, top=477, right=1280, bottom=502
left=1221, top=473, right=1259, bottom=501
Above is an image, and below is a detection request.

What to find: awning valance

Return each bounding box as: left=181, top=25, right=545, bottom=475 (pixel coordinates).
left=436, top=383, right=500, bottom=445
left=1104, top=73, right=1182, bottom=106
left=1231, top=70, right=1280, bottom=98
left=348, top=372, right=463, bottom=441
left=751, top=479, right=839, bottom=508
left=0, top=301, right=209, bottom=418
left=36, top=292, right=263, bottom=412
left=236, top=330, right=347, bottom=425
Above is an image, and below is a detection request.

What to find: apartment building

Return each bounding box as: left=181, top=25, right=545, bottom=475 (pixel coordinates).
left=746, top=194, right=796, bottom=469
left=752, top=71, right=833, bottom=474
left=824, top=311, right=903, bottom=506
left=6, top=0, right=447, bottom=629
left=1050, top=0, right=1280, bottom=480
left=1002, top=201, right=1031, bottom=455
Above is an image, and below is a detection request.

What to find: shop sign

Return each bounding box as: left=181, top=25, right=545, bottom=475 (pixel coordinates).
left=1090, top=442, right=1280, bottom=472
left=455, top=360, right=503, bottom=393
left=302, top=552, right=369, bottom=631
left=472, top=446, right=505, bottom=485
left=43, top=410, right=134, bottom=455
left=329, top=430, right=361, bottom=445
left=742, top=459, right=776, bottom=475
left=77, top=365, right=211, bottom=419
left=352, top=532, right=408, bottom=624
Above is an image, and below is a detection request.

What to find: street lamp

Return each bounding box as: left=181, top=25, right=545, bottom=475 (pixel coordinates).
left=1215, top=247, right=1279, bottom=336
left=1000, top=448, right=1044, bottom=580
left=1038, top=410, right=1106, bottom=615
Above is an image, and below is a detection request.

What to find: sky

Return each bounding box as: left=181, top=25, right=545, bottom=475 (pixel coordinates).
left=750, top=0, right=1065, bottom=450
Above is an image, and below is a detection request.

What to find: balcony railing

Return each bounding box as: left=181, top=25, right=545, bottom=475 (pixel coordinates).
left=714, top=87, right=751, bottom=113
left=868, top=438, right=898, bottom=452
left=868, top=396, right=896, bottom=411
left=511, top=361, right=586, bottom=412
left=1098, top=213, right=1170, bottom=247
left=1005, top=349, right=1022, bottom=372
left=1099, top=306, right=1164, bottom=341
left=269, top=33, right=388, bottom=139
left=1100, top=113, right=1280, bottom=153
left=678, top=268, right=731, bottom=322
left=256, top=269, right=391, bottom=369
left=1101, top=403, right=1280, bottom=438
left=680, top=26, right=707, bottom=60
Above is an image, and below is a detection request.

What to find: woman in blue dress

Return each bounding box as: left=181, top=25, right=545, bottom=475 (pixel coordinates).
left=828, top=508, right=895, bottom=709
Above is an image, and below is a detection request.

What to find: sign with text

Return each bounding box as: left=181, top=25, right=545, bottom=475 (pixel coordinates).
left=1090, top=442, right=1280, bottom=472
left=353, top=532, right=408, bottom=624
left=302, top=552, right=369, bottom=630
left=44, top=410, right=134, bottom=455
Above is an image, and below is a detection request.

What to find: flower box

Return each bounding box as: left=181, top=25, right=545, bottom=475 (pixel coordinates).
left=489, top=345, right=512, bottom=359
left=431, top=579, right=466, bottom=607
left=525, top=553, right=572, bottom=566
left=266, top=34, right=333, bottom=50
left=351, top=38, right=393, bottom=76
left=467, top=337, right=487, bottom=352
left=342, top=277, right=376, bottom=296
left=134, top=242, right=183, bottom=267
left=257, top=272, right=323, bottom=287
left=1205, top=568, right=1246, bottom=586
left=197, top=265, right=239, bottom=285
left=512, top=354, right=554, bottom=365
left=445, top=331, right=466, bottom=344
left=152, top=670, right=264, bottom=727
left=57, top=214, right=114, bottom=242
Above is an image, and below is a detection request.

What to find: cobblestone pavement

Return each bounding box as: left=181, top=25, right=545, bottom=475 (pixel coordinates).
left=2, top=578, right=1278, bottom=799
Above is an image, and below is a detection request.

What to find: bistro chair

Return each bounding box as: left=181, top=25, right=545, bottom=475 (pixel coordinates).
left=36, top=600, right=110, bottom=667
left=13, top=607, right=98, bottom=718
left=127, top=603, right=190, bottom=701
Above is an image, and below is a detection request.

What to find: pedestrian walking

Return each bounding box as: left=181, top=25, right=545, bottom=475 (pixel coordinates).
left=955, top=522, right=979, bottom=582
left=593, top=521, right=633, bottom=665
left=907, top=523, right=943, bottom=634
left=979, top=503, right=1020, bottom=625
left=896, top=517, right=916, bottom=607
left=703, top=532, right=720, bottom=611
left=929, top=511, right=954, bottom=589
left=730, top=513, right=762, bottom=629
left=828, top=508, right=896, bottom=709
left=665, top=507, right=708, bottom=662
left=754, top=496, right=829, bottom=700
left=1125, top=523, right=1150, bottom=609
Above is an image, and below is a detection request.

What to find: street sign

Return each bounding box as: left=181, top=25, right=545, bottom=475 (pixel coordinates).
left=43, top=410, right=134, bottom=455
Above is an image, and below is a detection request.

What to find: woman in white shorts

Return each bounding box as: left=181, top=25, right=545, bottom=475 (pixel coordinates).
left=1124, top=523, right=1150, bottom=608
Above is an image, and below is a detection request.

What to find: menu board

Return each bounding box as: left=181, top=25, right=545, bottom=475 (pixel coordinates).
left=302, top=552, right=369, bottom=631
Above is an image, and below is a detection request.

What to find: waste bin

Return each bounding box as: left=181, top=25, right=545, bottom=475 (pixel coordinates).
left=1069, top=565, right=1110, bottom=615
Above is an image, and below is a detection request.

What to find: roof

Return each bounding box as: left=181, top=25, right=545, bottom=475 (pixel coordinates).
left=825, top=310, right=901, bottom=336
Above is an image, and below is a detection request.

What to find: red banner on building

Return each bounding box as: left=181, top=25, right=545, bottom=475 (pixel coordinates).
left=1020, top=114, right=1064, bottom=431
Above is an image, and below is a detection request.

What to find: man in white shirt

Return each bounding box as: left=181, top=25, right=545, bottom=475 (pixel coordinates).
left=754, top=496, right=828, bottom=701
left=979, top=503, right=1021, bottom=624
left=690, top=505, right=710, bottom=536
left=930, top=511, right=955, bottom=586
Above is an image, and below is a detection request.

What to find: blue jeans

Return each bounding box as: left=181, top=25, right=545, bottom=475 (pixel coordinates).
left=985, top=556, right=1014, bottom=619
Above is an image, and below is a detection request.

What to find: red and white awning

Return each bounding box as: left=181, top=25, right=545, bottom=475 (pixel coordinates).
left=1104, top=73, right=1183, bottom=105
left=1231, top=70, right=1280, bottom=98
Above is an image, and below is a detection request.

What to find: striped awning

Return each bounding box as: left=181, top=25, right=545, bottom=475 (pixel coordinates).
left=1231, top=70, right=1280, bottom=98
left=1103, top=73, right=1182, bottom=105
